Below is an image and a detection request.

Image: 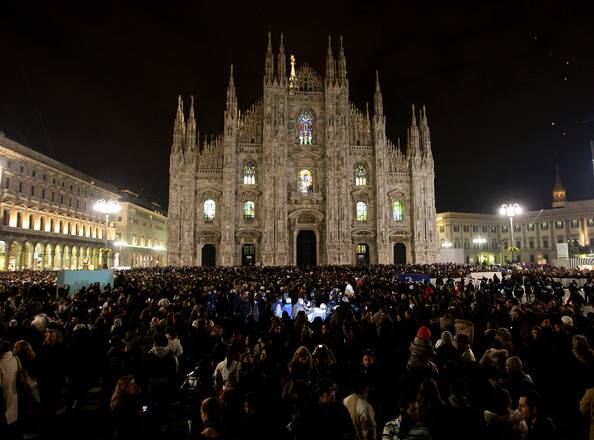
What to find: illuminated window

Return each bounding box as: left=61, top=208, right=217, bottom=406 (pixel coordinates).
left=242, top=161, right=256, bottom=185
left=243, top=201, right=255, bottom=221
left=298, top=111, right=313, bottom=145
left=298, top=169, right=313, bottom=193
left=356, top=202, right=368, bottom=222
left=393, top=200, right=404, bottom=221
left=356, top=244, right=367, bottom=254
left=354, top=162, right=368, bottom=186
left=204, top=199, right=216, bottom=222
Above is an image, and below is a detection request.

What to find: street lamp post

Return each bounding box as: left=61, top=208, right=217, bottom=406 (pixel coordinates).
left=93, top=199, right=121, bottom=269
left=499, top=203, right=521, bottom=263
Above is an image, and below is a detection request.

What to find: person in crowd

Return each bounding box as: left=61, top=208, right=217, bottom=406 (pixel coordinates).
left=580, top=381, right=594, bottom=440
left=343, top=374, right=377, bottom=440
left=144, top=332, right=178, bottom=433
left=199, top=397, right=223, bottom=439
left=36, top=328, right=66, bottom=435
left=110, top=375, right=143, bottom=440
left=518, top=390, right=558, bottom=440
left=503, top=356, right=534, bottom=407
left=0, top=340, right=20, bottom=438
left=294, top=379, right=354, bottom=440
left=483, top=387, right=527, bottom=440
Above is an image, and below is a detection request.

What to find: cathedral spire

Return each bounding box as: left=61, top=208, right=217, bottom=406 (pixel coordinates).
left=325, top=35, right=335, bottom=85
left=408, top=104, right=420, bottom=158
left=337, top=35, right=347, bottom=85
left=552, top=164, right=566, bottom=207
left=185, top=95, right=197, bottom=156
left=172, top=95, right=185, bottom=153
left=419, top=104, right=432, bottom=159
left=277, top=33, right=286, bottom=85
left=374, top=71, right=383, bottom=117
left=226, top=65, right=237, bottom=119
left=264, top=32, right=274, bottom=84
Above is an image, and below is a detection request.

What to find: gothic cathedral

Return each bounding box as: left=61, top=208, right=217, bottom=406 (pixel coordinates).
left=167, top=34, right=437, bottom=267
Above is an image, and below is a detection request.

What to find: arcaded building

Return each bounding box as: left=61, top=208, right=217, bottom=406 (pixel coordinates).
left=167, top=34, right=437, bottom=267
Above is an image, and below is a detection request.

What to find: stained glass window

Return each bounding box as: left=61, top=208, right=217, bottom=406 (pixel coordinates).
left=298, top=111, right=313, bottom=145
left=356, top=202, right=368, bottom=222
left=393, top=200, right=404, bottom=221
left=355, top=162, right=368, bottom=186
left=243, top=201, right=255, bottom=221
left=243, top=162, right=256, bottom=185
left=204, top=199, right=216, bottom=222
left=298, top=169, right=313, bottom=193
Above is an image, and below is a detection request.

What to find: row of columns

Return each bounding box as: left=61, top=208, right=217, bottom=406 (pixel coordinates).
left=0, top=240, right=111, bottom=271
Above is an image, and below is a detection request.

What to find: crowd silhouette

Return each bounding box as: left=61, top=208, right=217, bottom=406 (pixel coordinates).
left=0, top=263, right=593, bottom=439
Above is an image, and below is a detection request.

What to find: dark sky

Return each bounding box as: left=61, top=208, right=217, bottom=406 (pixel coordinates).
left=1, top=1, right=594, bottom=214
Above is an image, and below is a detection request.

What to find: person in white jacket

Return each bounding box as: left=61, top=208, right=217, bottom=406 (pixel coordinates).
left=343, top=375, right=377, bottom=440
left=0, top=340, right=19, bottom=431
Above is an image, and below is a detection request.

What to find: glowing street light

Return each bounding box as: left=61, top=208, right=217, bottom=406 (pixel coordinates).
left=499, top=203, right=521, bottom=263
left=93, top=199, right=121, bottom=268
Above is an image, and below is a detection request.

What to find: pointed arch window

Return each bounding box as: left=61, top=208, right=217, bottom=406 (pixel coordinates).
left=242, top=161, right=256, bottom=185
left=356, top=202, right=368, bottom=222
left=393, top=200, right=404, bottom=222
left=355, top=162, right=368, bottom=186
left=204, top=199, right=216, bottom=223
left=243, top=201, right=255, bottom=221
left=298, top=169, right=314, bottom=194
left=298, top=111, right=313, bottom=145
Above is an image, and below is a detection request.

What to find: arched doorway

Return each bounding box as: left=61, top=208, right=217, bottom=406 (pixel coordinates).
left=43, top=244, right=53, bottom=269
left=356, top=243, right=369, bottom=265
left=34, top=243, right=44, bottom=270
left=202, top=244, right=216, bottom=267
left=23, top=242, right=34, bottom=269
left=394, top=243, right=406, bottom=265
left=54, top=244, right=62, bottom=270
left=8, top=241, right=22, bottom=271
left=242, top=244, right=255, bottom=266
left=297, top=230, right=316, bottom=267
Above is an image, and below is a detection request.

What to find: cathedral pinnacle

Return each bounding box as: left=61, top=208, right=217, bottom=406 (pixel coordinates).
left=338, top=35, right=347, bottom=84
left=277, top=33, right=286, bottom=84
left=172, top=95, right=186, bottom=154
left=325, top=35, right=335, bottom=84
left=374, top=71, right=383, bottom=117
left=265, top=32, right=274, bottom=84
left=226, top=65, right=237, bottom=118
left=552, top=164, right=566, bottom=207
left=186, top=94, right=197, bottom=154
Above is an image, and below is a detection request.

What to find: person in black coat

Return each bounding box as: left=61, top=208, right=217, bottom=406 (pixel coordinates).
left=143, top=333, right=178, bottom=433
left=110, top=375, right=144, bottom=440
left=293, top=379, right=355, bottom=440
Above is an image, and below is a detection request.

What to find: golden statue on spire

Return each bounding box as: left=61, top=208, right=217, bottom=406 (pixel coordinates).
left=289, top=54, right=297, bottom=92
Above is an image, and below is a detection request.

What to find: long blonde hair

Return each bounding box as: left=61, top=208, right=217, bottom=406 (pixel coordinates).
left=110, top=375, right=139, bottom=411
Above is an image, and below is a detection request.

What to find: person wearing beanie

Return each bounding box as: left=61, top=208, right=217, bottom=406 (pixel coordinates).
left=407, top=327, right=436, bottom=369
left=397, top=327, right=439, bottom=403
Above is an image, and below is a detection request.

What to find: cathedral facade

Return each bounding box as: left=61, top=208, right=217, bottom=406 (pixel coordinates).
left=167, top=34, right=437, bottom=267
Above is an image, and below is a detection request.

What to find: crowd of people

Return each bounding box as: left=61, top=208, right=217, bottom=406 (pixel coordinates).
left=0, top=263, right=593, bottom=440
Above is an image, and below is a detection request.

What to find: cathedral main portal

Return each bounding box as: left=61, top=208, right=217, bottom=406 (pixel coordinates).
left=296, top=230, right=316, bottom=267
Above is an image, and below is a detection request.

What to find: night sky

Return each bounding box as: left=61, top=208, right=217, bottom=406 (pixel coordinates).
left=1, top=1, right=593, bottom=214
